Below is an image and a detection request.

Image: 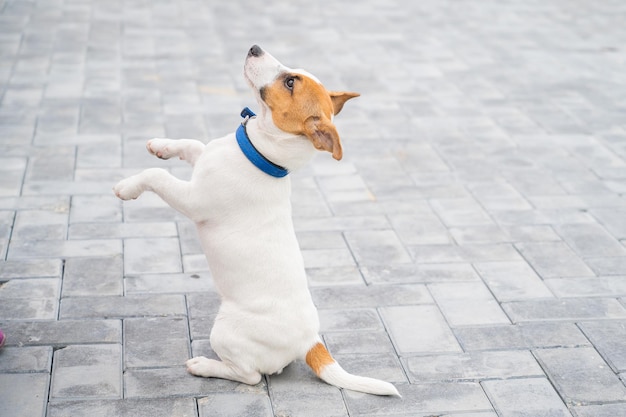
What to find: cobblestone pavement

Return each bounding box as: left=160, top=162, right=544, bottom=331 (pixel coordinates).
left=1, top=0, right=626, bottom=416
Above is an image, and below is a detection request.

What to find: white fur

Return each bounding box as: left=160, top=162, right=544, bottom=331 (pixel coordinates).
left=114, top=46, right=398, bottom=396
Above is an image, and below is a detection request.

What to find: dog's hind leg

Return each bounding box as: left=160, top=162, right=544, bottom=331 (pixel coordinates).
left=186, top=356, right=262, bottom=385
left=147, top=138, right=205, bottom=166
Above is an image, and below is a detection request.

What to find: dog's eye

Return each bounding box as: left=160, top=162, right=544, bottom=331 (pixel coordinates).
left=285, top=77, right=295, bottom=90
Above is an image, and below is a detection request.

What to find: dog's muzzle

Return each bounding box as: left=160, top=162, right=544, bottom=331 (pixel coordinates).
left=248, top=45, right=264, bottom=58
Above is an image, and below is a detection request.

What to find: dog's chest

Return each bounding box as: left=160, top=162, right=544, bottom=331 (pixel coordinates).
left=189, top=135, right=292, bottom=225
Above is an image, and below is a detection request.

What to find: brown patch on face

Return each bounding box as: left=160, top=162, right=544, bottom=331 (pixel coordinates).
left=261, top=72, right=359, bottom=160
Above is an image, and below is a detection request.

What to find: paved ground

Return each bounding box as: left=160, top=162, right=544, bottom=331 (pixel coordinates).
left=1, top=0, right=626, bottom=416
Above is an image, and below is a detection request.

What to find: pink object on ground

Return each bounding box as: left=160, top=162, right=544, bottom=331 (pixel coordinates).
left=0, top=329, right=5, bottom=347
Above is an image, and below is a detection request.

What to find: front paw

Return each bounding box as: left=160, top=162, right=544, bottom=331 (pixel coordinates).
left=113, top=176, right=144, bottom=200
left=146, top=138, right=174, bottom=159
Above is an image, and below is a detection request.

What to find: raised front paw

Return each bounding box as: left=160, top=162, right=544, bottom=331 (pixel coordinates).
left=113, top=176, right=144, bottom=200
left=146, top=138, right=175, bottom=159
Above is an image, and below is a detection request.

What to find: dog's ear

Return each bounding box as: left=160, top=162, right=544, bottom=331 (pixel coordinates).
left=329, top=91, right=360, bottom=115
left=304, top=116, right=343, bottom=160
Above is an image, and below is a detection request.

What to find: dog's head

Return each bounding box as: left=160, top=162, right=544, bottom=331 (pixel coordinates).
left=244, top=45, right=359, bottom=161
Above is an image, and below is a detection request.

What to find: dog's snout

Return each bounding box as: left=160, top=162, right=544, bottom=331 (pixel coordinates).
left=248, top=45, right=264, bottom=58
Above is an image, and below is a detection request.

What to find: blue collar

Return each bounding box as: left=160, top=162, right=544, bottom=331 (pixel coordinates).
left=236, top=107, right=289, bottom=178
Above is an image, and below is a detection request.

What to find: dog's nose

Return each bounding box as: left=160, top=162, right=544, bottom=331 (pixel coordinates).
left=248, top=45, right=264, bottom=58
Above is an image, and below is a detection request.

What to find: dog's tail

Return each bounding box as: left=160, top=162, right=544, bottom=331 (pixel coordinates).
left=305, top=342, right=400, bottom=397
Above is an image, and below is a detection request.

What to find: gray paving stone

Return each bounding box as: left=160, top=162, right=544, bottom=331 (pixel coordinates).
left=467, top=180, right=532, bottom=211
left=0, top=297, right=58, bottom=319
left=35, top=106, right=78, bottom=136
left=515, top=242, right=595, bottom=278
left=125, top=272, right=214, bottom=294
left=175, top=220, right=203, bottom=253
left=405, top=351, right=543, bottom=383
left=288, top=186, right=332, bottom=218
left=306, top=266, right=364, bottom=287
left=410, top=172, right=470, bottom=202
left=0, top=346, right=52, bottom=373
left=443, top=413, right=497, bottom=417
left=185, top=291, right=222, bottom=318
left=125, top=367, right=247, bottom=398
left=454, top=323, right=590, bottom=351
left=317, top=173, right=373, bottom=203
left=69, top=194, right=122, bottom=223
left=60, top=294, right=186, bottom=319
left=387, top=211, right=452, bottom=245
left=1, top=234, right=65, bottom=265
left=198, top=393, right=273, bottom=417
left=0, top=277, right=60, bottom=299
left=8, top=238, right=122, bottom=259
left=409, top=243, right=522, bottom=264
left=296, top=230, right=347, bottom=250
left=25, top=146, right=75, bottom=181
left=578, top=321, right=626, bottom=372
left=343, top=382, right=492, bottom=416
left=13, top=208, right=67, bottom=240
left=319, top=308, right=384, bottom=333
left=74, top=168, right=132, bottom=183
left=527, top=195, right=589, bottom=210
left=77, top=142, right=122, bottom=170
left=428, top=281, right=510, bottom=326
left=503, top=298, right=626, bottom=323
left=47, top=398, right=198, bottom=417
left=69, top=221, right=179, bottom=239
left=474, top=261, right=554, bottom=301
left=344, top=230, right=412, bottom=266
left=269, top=361, right=348, bottom=417
left=584, top=256, right=626, bottom=276
left=361, top=263, right=481, bottom=285
left=190, top=339, right=219, bottom=360
left=62, top=255, right=123, bottom=297
left=51, top=344, right=122, bottom=399
left=430, top=198, right=494, bottom=227
left=482, top=378, right=572, bottom=417
left=302, top=247, right=356, bottom=268
left=0, top=210, right=14, bottom=237
left=0, top=319, right=121, bottom=347
left=395, top=143, right=449, bottom=173
left=293, top=215, right=390, bottom=233
left=311, top=284, right=432, bottom=309
left=380, top=305, right=462, bottom=354
left=0, top=161, right=26, bottom=197
left=493, top=208, right=594, bottom=227
left=554, top=223, right=626, bottom=258
left=545, top=276, right=626, bottom=298
left=334, top=352, right=407, bottom=384
left=362, top=175, right=422, bottom=202
left=22, top=180, right=115, bottom=196
left=448, top=225, right=509, bottom=245
left=323, top=331, right=396, bottom=355
left=123, top=237, right=183, bottom=274
left=0, top=373, right=49, bottom=417
left=124, top=317, right=190, bottom=368
left=535, top=347, right=626, bottom=405
left=182, top=253, right=210, bottom=272
left=572, top=403, right=626, bottom=417
left=591, top=208, right=626, bottom=239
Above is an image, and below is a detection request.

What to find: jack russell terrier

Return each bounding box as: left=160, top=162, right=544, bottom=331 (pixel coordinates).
left=114, top=45, right=399, bottom=396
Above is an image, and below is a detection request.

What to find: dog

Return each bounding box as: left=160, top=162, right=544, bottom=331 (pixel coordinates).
left=113, top=45, right=399, bottom=397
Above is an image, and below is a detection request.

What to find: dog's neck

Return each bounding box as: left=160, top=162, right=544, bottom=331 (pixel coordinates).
left=243, top=117, right=317, bottom=174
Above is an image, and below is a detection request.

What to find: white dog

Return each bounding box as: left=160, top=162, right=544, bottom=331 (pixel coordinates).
left=114, top=45, right=399, bottom=396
